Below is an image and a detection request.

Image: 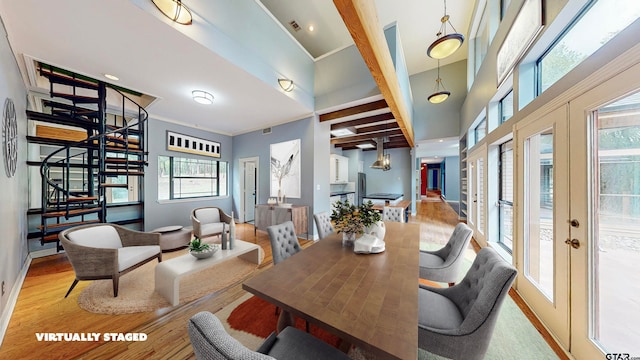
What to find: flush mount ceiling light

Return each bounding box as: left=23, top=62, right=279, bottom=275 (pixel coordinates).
left=428, top=61, right=451, bottom=104
left=427, top=0, right=464, bottom=59
left=192, top=90, right=213, bottom=105
left=278, top=78, right=294, bottom=92
left=104, top=73, right=119, bottom=81
left=151, top=0, right=192, bottom=25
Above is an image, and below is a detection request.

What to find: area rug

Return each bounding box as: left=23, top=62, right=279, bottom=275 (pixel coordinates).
left=77, top=249, right=263, bottom=314
left=214, top=293, right=341, bottom=350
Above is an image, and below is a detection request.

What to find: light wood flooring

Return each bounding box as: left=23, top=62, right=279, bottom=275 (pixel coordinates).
left=0, top=200, right=567, bottom=360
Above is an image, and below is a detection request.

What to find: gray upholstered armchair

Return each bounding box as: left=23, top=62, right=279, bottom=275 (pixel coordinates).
left=187, top=311, right=350, bottom=360
left=418, top=247, right=517, bottom=360
left=59, top=223, right=162, bottom=297
left=266, top=221, right=301, bottom=265
left=313, top=212, right=334, bottom=240
left=191, top=206, right=232, bottom=239
left=419, top=222, right=473, bottom=286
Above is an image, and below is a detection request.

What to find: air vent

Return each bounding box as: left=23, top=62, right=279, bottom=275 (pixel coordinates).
left=288, top=20, right=301, bottom=32
left=262, top=127, right=272, bottom=135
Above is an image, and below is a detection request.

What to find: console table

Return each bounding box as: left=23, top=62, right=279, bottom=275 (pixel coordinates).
left=254, top=204, right=308, bottom=238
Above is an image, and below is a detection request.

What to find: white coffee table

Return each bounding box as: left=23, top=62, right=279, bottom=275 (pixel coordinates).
left=155, top=239, right=261, bottom=306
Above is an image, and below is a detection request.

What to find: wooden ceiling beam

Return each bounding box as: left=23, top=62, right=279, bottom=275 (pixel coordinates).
left=319, top=99, right=388, bottom=122
left=330, top=112, right=394, bottom=130
left=333, top=0, right=414, bottom=147
left=356, top=123, right=398, bottom=134
left=331, top=129, right=404, bottom=145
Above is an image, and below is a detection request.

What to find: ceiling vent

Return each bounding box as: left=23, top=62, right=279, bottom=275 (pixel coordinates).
left=288, top=20, right=301, bottom=32
left=262, top=127, right=272, bottom=135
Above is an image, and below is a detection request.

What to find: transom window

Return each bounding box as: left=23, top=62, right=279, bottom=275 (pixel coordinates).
left=158, top=156, right=228, bottom=200
left=500, top=90, right=514, bottom=124
left=475, top=117, right=487, bottom=143
left=537, top=0, right=640, bottom=94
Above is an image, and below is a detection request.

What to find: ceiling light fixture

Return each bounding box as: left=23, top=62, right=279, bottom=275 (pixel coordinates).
left=330, top=127, right=356, bottom=137
left=428, top=60, right=450, bottom=104
left=427, top=0, right=464, bottom=59
left=308, top=25, right=315, bottom=32
left=151, top=0, right=192, bottom=25
left=356, top=143, right=375, bottom=149
left=192, top=90, right=213, bottom=105
left=104, top=73, right=119, bottom=81
left=278, top=78, right=294, bottom=92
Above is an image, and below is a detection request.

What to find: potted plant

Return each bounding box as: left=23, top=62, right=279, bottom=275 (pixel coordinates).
left=331, top=200, right=385, bottom=246
left=359, top=201, right=385, bottom=241
left=189, top=237, right=216, bottom=259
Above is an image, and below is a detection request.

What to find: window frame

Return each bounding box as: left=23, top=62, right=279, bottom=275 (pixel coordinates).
left=498, top=139, right=514, bottom=253
left=158, top=155, right=228, bottom=201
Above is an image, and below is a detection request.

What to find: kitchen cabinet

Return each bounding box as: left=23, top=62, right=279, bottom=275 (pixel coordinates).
left=330, top=154, right=349, bottom=184
left=346, top=193, right=355, bottom=204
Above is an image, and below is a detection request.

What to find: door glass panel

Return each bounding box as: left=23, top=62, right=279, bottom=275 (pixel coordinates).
left=591, top=92, right=640, bottom=353
left=477, top=157, right=485, bottom=234
left=524, top=128, right=554, bottom=300
left=500, top=140, right=514, bottom=251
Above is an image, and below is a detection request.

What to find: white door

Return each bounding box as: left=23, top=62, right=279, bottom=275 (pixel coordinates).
left=515, top=105, right=571, bottom=348
left=569, top=63, right=640, bottom=358
left=467, top=145, right=487, bottom=246
left=239, top=157, right=258, bottom=223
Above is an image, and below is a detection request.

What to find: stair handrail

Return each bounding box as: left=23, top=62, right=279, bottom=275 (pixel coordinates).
left=39, top=84, right=148, bottom=215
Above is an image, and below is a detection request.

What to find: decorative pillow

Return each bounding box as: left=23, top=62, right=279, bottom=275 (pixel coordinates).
left=195, top=208, right=220, bottom=224
left=67, top=225, right=122, bottom=249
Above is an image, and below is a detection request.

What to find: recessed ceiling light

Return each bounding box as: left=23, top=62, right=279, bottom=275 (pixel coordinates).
left=438, top=139, right=444, bottom=142
left=356, top=143, right=375, bottom=149
left=330, top=127, right=356, bottom=137
left=104, top=74, right=119, bottom=81
left=308, top=25, right=314, bottom=32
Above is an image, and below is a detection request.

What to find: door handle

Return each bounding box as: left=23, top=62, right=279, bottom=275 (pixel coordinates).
left=565, top=238, right=580, bottom=249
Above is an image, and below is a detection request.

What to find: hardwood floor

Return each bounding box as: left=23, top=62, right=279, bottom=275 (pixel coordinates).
left=0, top=201, right=565, bottom=360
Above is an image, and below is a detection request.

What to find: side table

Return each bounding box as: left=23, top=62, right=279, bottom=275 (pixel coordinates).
left=151, top=225, right=193, bottom=252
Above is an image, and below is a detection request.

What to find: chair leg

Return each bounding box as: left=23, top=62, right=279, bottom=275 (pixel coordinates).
left=64, top=279, right=80, bottom=298
left=448, top=282, right=455, bottom=287
left=275, top=305, right=280, bottom=316
left=113, top=275, right=119, bottom=297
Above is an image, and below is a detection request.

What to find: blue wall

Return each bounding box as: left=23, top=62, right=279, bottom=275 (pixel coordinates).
left=232, top=117, right=316, bottom=236
left=362, top=148, right=412, bottom=198
left=144, top=119, right=234, bottom=231
left=444, top=156, right=460, bottom=201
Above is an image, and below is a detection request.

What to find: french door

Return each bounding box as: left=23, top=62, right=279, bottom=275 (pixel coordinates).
left=515, top=105, right=571, bottom=348
left=569, top=63, right=640, bottom=358
left=516, top=63, right=640, bottom=359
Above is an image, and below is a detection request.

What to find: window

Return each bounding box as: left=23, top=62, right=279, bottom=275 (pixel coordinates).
left=498, top=140, right=514, bottom=252
left=499, top=90, right=514, bottom=124
left=475, top=117, right=487, bottom=143
left=500, top=0, right=511, bottom=20
left=474, top=3, right=490, bottom=75
left=158, top=156, right=228, bottom=200
left=537, top=0, right=640, bottom=94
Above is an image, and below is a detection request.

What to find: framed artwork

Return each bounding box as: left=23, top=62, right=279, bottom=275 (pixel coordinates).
left=496, top=0, right=544, bottom=86
left=270, top=139, right=300, bottom=199
left=167, top=131, right=220, bottom=158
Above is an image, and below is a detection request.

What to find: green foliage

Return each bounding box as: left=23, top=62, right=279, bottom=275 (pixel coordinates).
left=330, top=200, right=381, bottom=234
left=189, top=236, right=210, bottom=252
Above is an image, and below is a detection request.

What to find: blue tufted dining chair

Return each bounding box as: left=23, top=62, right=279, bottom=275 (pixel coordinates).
left=313, top=212, right=334, bottom=240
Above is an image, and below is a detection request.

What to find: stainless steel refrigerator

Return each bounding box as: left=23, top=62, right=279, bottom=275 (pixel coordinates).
left=357, top=172, right=366, bottom=205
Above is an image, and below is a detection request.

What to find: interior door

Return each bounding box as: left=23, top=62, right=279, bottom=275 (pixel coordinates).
left=515, top=105, right=570, bottom=348
left=467, top=145, right=487, bottom=246
left=244, top=161, right=257, bottom=222
left=569, top=63, right=640, bottom=358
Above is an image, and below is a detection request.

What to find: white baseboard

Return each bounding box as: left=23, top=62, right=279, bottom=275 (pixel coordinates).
left=30, top=247, right=59, bottom=259
left=0, top=254, right=33, bottom=348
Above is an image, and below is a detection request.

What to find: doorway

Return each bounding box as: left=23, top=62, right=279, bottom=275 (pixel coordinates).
left=239, top=157, right=258, bottom=223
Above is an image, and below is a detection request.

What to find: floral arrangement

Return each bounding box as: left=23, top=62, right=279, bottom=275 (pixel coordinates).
left=330, top=200, right=381, bottom=235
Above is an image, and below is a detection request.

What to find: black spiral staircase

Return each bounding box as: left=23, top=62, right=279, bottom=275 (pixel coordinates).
left=26, top=64, right=148, bottom=251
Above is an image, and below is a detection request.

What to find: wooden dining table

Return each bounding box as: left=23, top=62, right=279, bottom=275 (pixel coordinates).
left=242, top=221, right=420, bottom=360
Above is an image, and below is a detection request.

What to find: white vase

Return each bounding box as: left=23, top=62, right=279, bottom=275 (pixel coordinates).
left=366, top=221, right=386, bottom=241
left=342, top=232, right=356, bottom=247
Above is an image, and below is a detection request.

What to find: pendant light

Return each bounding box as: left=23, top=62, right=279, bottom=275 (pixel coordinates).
left=427, top=0, right=464, bottom=59
left=428, top=61, right=450, bottom=104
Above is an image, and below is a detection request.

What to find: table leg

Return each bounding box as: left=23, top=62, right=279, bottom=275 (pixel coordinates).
left=276, top=309, right=295, bottom=333
left=337, top=338, right=353, bottom=353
